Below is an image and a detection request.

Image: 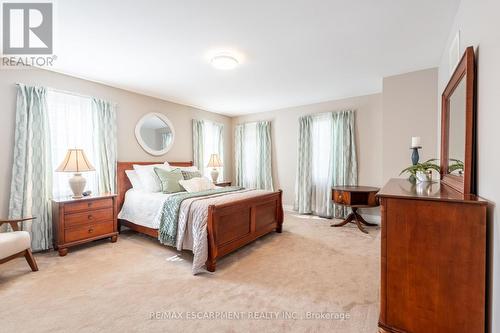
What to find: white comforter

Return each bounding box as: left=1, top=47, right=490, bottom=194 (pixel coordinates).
left=118, top=189, right=272, bottom=274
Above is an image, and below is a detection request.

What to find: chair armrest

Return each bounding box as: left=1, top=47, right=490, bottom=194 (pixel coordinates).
left=0, top=217, right=36, bottom=231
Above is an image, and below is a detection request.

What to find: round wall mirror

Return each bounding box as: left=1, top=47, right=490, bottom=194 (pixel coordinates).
left=135, top=112, right=175, bottom=156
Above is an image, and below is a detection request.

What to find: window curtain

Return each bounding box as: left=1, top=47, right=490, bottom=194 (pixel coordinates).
left=9, top=84, right=53, bottom=251
left=192, top=119, right=224, bottom=181
left=161, top=131, right=172, bottom=148
left=294, top=110, right=357, bottom=218
left=234, top=125, right=245, bottom=187
left=202, top=121, right=223, bottom=180
left=234, top=121, right=274, bottom=190
left=92, top=98, right=117, bottom=194
left=192, top=119, right=204, bottom=171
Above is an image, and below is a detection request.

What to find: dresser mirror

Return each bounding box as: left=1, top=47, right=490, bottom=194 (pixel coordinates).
left=135, top=112, right=175, bottom=156
left=440, top=46, right=475, bottom=194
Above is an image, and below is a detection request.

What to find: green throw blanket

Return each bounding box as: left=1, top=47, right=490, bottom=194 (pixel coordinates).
left=158, top=186, right=243, bottom=246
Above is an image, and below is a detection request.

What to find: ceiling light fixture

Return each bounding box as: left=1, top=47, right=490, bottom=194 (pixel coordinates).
left=211, top=54, right=239, bottom=70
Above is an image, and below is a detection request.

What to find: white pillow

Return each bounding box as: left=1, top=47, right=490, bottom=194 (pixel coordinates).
left=133, top=164, right=171, bottom=192
left=125, top=170, right=143, bottom=190
left=179, top=177, right=216, bottom=193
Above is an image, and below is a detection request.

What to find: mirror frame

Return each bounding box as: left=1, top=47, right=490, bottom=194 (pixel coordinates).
left=135, top=112, right=175, bottom=156
left=440, top=46, right=476, bottom=195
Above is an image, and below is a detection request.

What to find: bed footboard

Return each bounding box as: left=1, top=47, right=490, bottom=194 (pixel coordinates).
left=206, top=190, right=284, bottom=272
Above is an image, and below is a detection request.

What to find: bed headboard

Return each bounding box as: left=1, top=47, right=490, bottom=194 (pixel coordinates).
left=117, top=161, right=193, bottom=211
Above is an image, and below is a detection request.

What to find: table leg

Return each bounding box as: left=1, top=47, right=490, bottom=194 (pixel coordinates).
left=331, top=212, right=355, bottom=227
left=355, top=212, right=378, bottom=226
left=332, top=207, right=377, bottom=234
left=353, top=212, right=369, bottom=234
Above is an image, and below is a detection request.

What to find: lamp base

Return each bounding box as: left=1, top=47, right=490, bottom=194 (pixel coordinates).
left=210, top=168, right=219, bottom=183
left=69, top=173, right=87, bottom=198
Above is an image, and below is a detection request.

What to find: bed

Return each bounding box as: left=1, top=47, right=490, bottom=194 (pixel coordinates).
left=117, top=161, right=284, bottom=273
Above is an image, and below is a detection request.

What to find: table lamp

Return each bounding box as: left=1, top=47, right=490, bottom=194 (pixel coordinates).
left=206, top=153, right=222, bottom=183
left=56, top=149, right=95, bottom=198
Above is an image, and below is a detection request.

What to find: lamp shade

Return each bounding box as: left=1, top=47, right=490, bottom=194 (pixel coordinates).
left=206, top=154, right=223, bottom=168
left=56, top=149, right=95, bottom=173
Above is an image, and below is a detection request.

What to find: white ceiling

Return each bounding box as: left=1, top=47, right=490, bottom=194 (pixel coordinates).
left=52, top=0, right=460, bottom=116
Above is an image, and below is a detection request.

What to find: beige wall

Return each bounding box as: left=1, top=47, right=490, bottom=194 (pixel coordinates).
left=382, top=68, right=438, bottom=182
left=0, top=67, right=232, bottom=217
left=232, top=93, right=383, bottom=218
left=437, top=1, right=500, bottom=330
left=232, top=68, right=439, bottom=218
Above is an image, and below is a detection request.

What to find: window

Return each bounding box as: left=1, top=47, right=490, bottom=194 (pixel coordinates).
left=202, top=121, right=224, bottom=180
left=235, top=121, right=273, bottom=190
left=310, top=113, right=333, bottom=210
left=47, top=90, right=98, bottom=198
left=294, top=111, right=357, bottom=218
left=239, top=122, right=257, bottom=187
left=193, top=120, right=224, bottom=181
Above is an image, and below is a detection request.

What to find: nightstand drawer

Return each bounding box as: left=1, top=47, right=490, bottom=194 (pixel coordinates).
left=215, top=181, right=232, bottom=187
left=64, top=198, right=113, bottom=213
left=64, top=221, right=114, bottom=243
left=333, top=190, right=350, bottom=205
left=64, top=208, right=113, bottom=228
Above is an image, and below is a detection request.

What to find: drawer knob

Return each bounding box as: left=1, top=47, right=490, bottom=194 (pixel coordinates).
left=88, top=203, right=92, bottom=207
left=88, top=215, right=93, bottom=220
left=88, top=228, right=94, bottom=233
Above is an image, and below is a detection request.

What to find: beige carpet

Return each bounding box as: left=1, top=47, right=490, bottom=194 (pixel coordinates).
left=0, top=212, right=380, bottom=333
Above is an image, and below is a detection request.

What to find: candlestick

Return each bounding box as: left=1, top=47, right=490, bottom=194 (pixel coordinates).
left=411, top=136, right=421, bottom=148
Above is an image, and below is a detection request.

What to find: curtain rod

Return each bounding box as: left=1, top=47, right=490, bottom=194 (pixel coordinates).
left=16, top=83, right=118, bottom=106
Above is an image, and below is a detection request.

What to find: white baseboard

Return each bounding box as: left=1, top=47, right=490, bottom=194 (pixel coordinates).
left=282, top=204, right=381, bottom=224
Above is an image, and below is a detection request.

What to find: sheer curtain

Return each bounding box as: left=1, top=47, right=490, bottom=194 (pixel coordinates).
left=202, top=121, right=223, bottom=180
left=192, top=119, right=224, bottom=181
left=47, top=90, right=99, bottom=198
left=294, top=110, right=357, bottom=218
left=241, top=122, right=257, bottom=187
left=234, top=121, right=274, bottom=190
left=311, top=113, right=334, bottom=216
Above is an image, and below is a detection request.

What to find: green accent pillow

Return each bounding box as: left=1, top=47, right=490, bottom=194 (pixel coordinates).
left=181, top=170, right=202, bottom=180
left=154, top=168, right=185, bottom=193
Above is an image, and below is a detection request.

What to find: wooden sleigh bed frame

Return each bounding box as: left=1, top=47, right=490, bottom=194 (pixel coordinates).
left=117, top=161, right=284, bottom=272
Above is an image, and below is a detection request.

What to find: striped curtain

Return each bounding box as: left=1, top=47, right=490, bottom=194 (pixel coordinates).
left=192, top=119, right=204, bottom=171
left=294, top=110, right=357, bottom=218
left=234, top=121, right=274, bottom=190
left=92, top=98, right=117, bottom=194
left=9, top=84, right=53, bottom=251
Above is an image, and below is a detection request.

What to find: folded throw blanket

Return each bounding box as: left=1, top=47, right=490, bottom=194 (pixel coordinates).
left=157, top=186, right=243, bottom=246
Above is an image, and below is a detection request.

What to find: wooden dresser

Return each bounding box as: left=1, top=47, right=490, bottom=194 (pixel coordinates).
left=377, top=179, right=487, bottom=333
left=52, top=194, right=118, bottom=256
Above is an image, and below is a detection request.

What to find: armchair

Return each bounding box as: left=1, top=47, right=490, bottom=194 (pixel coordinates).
left=0, top=217, right=38, bottom=271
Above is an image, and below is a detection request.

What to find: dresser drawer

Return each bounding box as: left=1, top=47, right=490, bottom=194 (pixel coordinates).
left=64, top=221, right=114, bottom=243
left=64, top=208, right=113, bottom=228
left=64, top=198, right=113, bottom=213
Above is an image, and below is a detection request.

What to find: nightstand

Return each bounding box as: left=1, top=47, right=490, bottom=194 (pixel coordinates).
left=52, top=194, right=118, bottom=256
left=215, top=181, right=232, bottom=187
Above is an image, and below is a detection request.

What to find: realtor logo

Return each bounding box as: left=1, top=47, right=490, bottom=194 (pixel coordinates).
left=2, top=2, right=53, bottom=54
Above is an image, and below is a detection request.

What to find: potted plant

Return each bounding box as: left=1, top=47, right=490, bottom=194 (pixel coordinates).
left=448, top=158, right=464, bottom=174
left=400, top=159, right=440, bottom=183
